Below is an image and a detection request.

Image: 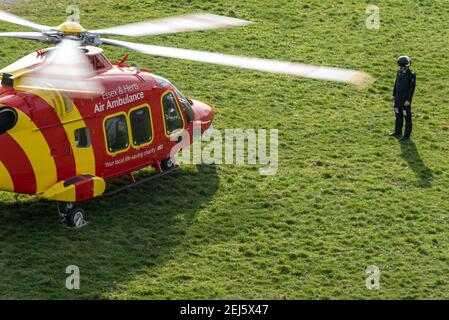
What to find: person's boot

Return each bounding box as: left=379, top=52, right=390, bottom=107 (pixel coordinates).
left=389, top=132, right=402, bottom=138
left=400, top=136, right=410, bottom=141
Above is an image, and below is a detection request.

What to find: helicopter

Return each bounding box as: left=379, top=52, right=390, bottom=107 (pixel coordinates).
left=0, top=10, right=373, bottom=228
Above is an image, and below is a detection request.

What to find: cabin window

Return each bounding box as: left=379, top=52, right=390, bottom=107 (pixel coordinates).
left=162, top=92, right=184, bottom=135
left=130, top=106, right=153, bottom=147
left=105, top=114, right=129, bottom=153
left=174, top=88, right=194, bottom=123
left=75, top=127, right=91, bottom=148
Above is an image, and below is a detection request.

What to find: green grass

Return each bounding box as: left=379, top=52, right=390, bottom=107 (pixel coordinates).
left=1, top=0, right=449, bottom=299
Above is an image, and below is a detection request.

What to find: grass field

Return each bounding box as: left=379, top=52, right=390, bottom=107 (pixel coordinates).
left=1, top=0, right=449, bottom=299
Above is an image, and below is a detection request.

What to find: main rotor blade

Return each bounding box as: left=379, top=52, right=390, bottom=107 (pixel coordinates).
left=0, top=32, right=44, bottom=41
left=102, top=38, right=374, bottom=87
left=18, top=39, right=104, bottom=94
left=91, top=13, right=253, bottom=37
left=0, top=10, right=50, bottom=31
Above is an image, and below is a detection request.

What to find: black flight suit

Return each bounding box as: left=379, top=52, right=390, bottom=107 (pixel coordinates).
left=392, top=69, right=416, bottom=138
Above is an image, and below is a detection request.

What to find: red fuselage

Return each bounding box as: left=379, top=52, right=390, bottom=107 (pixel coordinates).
left=0, top=48, right=213, bottom=199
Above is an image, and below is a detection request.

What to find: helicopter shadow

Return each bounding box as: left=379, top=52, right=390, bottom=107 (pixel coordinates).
left=399, top=140, right=433, bottom=188
left=0, top=164, right=219, bottom=299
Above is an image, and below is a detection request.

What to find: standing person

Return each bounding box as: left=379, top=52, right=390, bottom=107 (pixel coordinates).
left=389, top=56, right=416, bottom=141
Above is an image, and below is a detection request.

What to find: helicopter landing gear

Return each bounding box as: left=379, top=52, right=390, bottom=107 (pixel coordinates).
left=58, top=202, right=87, bottom=229
left=161, top=157, right=175, bottom=171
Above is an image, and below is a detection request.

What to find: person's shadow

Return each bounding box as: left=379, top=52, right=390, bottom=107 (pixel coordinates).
left=399, top=140, right=433, bottom=188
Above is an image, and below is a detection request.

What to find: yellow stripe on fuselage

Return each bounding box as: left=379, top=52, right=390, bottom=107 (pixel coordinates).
left=0, top=160, right=14, bottom=192
left=8, top=108, right=57, bottom=194
left=15, top=88, right=96, bottom=177
left=53, top=93, right=96, bottom=176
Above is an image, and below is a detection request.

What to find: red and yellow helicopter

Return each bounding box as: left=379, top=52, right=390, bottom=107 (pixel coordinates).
left=0, top=10, right=372, bottom=227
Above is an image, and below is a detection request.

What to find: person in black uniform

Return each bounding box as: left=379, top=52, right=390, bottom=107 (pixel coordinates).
left=389, top=56, right=416, bottom=141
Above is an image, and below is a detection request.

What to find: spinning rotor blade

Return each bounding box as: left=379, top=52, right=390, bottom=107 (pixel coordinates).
left=0, top=10, right=51, bottom=31
left=102, top=38, right=374, bottom=87
left=18, top=39, right=103, bottom=94
left=91, top=13, right=253, bottom=37
left=0, top=32, right=44, bottom=41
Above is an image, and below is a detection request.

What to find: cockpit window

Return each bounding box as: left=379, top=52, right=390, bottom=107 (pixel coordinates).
left=161, top=92, right=184, bottom=135
left=153, top=75, right=171, bottom=89
left=174, top=88, right=195, bottom=123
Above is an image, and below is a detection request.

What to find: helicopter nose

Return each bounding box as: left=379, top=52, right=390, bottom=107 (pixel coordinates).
left=190, top=99, right=214, bottom=132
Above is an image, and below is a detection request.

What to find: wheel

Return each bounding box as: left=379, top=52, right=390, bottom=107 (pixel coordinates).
left=161, top=157, right=175, bottom=171
left=66, top=208, right=87, bottom=228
